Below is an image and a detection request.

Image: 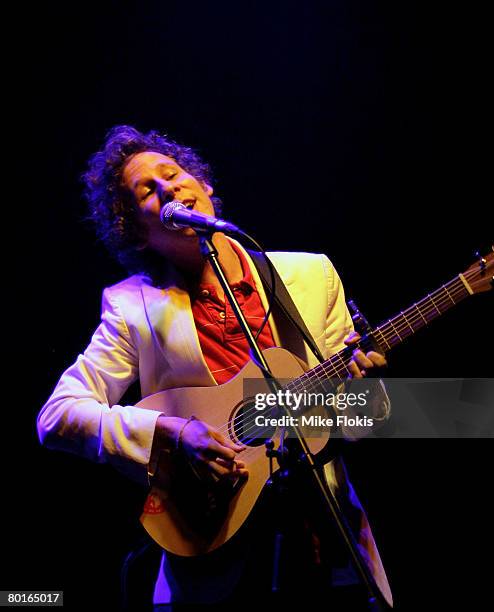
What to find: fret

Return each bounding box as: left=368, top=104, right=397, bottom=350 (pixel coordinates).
left=283, top=273, right=474, bottom=395
left=428, top=293, right=441, bottom=316
left=323, top=357, right=341, bottom=379
left=413, top=302, right=428, bottom=325
left=384, top=318, right=402, bottom=346
left=389, top=317, right=403, bottom=341
left=401, top=310, right=415, bottom=335
left=443, top=284, right=456, bottom=305
left=374, top=326, right=391, bottom=351
left=329, top=351, right=348, bottom=379
left=308, top=365, right=325, bottom=390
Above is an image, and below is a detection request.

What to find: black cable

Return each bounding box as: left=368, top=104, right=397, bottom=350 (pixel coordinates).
left=238, top=230, right=324, bottom=365
left=236, top=230, right=277, bottom=342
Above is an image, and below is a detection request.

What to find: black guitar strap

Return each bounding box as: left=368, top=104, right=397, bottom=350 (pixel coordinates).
left=247, top=249, right=325, bottom=364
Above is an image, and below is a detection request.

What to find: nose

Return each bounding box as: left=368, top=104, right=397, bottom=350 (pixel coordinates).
left=156, top=180, right=177, bottom=205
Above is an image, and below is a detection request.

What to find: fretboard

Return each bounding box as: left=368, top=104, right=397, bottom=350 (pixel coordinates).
left=371, top=274, right=470, bottom=351
left=286, top=274, right=471, bottom=395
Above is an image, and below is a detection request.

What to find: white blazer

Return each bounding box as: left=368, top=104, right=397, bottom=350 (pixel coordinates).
left=37, top=241, right=393, bottom=607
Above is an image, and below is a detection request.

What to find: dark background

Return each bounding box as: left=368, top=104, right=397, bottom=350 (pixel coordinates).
left=4, top=1, right=492, bottom=610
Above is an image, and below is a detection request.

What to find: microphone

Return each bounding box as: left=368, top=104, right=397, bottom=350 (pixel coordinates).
left=160, top=201, right=241, bottom=235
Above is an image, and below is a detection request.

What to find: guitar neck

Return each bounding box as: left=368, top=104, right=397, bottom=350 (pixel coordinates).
left=288, top=273, right=472, bottom=390
left=371, top=273, right=471, bottom=352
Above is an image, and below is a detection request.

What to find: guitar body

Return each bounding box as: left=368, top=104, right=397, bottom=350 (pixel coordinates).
left=138, top=347, right=329, bottom=556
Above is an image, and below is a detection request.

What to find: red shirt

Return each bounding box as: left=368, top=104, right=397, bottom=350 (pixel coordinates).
left=191, top=243, right=276, bottom=384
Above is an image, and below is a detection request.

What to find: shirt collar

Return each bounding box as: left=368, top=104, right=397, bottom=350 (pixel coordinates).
left=194, top=238, right=256, bottom=298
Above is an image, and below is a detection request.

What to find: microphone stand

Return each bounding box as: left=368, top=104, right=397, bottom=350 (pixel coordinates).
left=198, top=231, right=386, bottom=611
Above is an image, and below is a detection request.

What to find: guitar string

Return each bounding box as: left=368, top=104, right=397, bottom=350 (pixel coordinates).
left=209, top=273, right=474, bottom=451
left=205, top=292, right=467, bottom=460
left=210, top=275, right=471, bottom=447
left=197, top=265, right=486, bottom=461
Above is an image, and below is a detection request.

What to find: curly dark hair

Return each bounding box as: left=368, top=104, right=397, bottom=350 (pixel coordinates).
left=82, top=124, right=223, bottom=275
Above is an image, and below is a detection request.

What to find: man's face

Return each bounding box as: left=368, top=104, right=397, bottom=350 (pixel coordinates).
left=122, top=151, right=215, bottom=252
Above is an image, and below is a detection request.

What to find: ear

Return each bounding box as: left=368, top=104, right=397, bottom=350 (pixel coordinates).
left=202, top=182, right=213, bottom=196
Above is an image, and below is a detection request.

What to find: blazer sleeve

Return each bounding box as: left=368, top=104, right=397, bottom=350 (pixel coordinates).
left=37, top=287, right=163, bottom=486
left=321, top=254, right=354, bottom=357
left=321, top=255, right=391, bottom=431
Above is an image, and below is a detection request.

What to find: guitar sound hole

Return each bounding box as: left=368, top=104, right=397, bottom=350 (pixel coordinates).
left=231, top=399, right=277, bottom=447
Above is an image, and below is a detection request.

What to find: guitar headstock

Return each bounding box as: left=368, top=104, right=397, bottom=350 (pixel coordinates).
left=463, top=246, right=494, bottom=294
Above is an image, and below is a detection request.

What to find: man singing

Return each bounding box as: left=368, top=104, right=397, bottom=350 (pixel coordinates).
left=38, top=125, right=392, bottom=609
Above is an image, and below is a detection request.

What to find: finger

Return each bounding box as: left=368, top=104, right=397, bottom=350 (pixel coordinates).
left=352, top=349, right=374, bottom=370
left=344, top=331, right=361, bottom=346
left=212, top=430, right=246, bottom=453
left=225, top=467, right=249, bottom=480
left=347, top=361, right=363, bottom=379
left=206, top=460, right=232, bottom=478
left=367, top=351, right=387, bottom=368
left=206, top=459, right=248, bottom=479
left=221, top=461, right=249, bottom=479
left=216, top=457, right=246, bottom=470
left=204, top=438, right=238, bottom=462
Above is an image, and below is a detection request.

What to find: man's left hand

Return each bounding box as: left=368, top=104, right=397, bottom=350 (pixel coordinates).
left=344, top=331, right=387, bottom=378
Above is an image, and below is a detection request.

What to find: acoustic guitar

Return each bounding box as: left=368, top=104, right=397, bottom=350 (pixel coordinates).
left=138, top=248, right=493, bottom=556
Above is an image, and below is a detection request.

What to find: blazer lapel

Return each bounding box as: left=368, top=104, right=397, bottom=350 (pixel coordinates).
left=140, top=269, right=216, bottom=389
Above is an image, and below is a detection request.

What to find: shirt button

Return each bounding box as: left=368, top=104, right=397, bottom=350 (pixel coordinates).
left=201, top=289, right=210, bottom=298
left=219, top=311, right=226, bottom=319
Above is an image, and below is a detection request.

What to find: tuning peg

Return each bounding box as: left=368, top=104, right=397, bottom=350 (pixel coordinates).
left=347, top=299, right=373, bottom=336
left=475, top=250, right=487, bottom=272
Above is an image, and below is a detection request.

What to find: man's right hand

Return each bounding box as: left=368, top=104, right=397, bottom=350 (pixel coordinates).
left=150, top=415, right=248, bottom=483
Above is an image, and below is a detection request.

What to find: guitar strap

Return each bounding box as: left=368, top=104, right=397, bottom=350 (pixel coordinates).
left=247, top=249, right=325, bottom=364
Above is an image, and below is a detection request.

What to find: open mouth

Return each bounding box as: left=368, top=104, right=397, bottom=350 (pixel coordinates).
left=180, top=199, right=195, bottom=209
